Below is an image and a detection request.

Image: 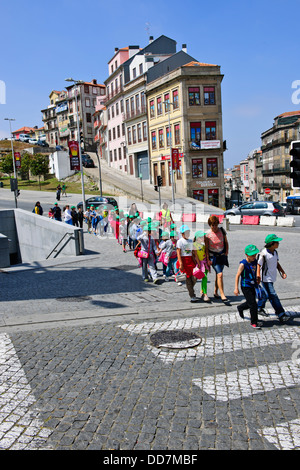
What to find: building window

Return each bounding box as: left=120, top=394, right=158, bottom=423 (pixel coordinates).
left=110, top=150, right=112, bottom=162
left=116, top=102, right=119, bottom=115
left=133, top=68, right=136, bottom=78
left=120, top=99, right=124, bottom=113
left=111, top=105, right=114, bottom=118
left=173, top=89, right=179, bottom=109
left=204, top=87, right=215, bottom=105
left=108, top=129, right=111, bottom=141
left=117, top=125, right=120, bottom=138
left=151, top=131, right=157, bottom=149
left=118, top=147, right=122, bottom=160
left=85, top=98, right=90, bottom=107
left=127, top=127, right=132, bottom=145
left=126, top=99, right=129, bottom=116
left=122, top=123, right=125, bottom=136
left=190, top=122, right=201, bottom=146
left=86, top=113, right=92, bottom=123
left=135, top=94, right=140, bottom=113
left=157, top=97, right=162, bottom=115
left=141, top=92, right=146, bottom=110
left=113, top=127, right=116, bottom=140
left=166, top=126, right=170, bottom=147
left=164, top=93, right=170, bottom=112
left=159, top=129, right=164, bottom=148
left=192, top=159, right=203, bottom=178
left=150, top=100, right=155, bottom=118
left=132, top=125, right=136, bottom=144
left=205, top=121, right=216, bottom=140
left=84, top=84, right=89, bottom=94
left=114, top=149, right=117, bottom=161
left=207, top=158, right=218, bottom=177
left=188, top=87, right=200, bottom=106
left=208, top=188, right=219, bottom=206
left=174, top=124, right=180, bottom=145
left=143, top=121, right=147, bottom=140
left=137, top=123, right=142, bottom=142
left=139, top=63, right=143, bottom=75
left=130, top=97, right=134, bottom=116
left=193, top=189, right=204, bottom=202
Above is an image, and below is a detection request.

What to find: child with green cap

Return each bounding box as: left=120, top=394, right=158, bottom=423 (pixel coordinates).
left=234, top=244, right=262, bottom=329
left=194, top=231, right=210, bottom=302
left=257, top=234, right=289, bottom=323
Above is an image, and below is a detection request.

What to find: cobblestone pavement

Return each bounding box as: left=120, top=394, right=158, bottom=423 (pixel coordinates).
left=0, top=229, right=299, bottom=451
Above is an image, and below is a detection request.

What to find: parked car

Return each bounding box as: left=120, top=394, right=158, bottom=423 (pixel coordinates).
left=37, top=140, right=49, bottom=147
left=224, top=201, right=285, bottom=218
left=29, top=138, right=38, bottom=145
left=19, top=134, right=31, bottom=142
left=77, top=196, right=118, bottom=211
left=81, top=154, right=95, bottom=168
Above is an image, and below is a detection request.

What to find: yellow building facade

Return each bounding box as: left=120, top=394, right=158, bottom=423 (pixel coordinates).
left=146, top=62, right=225, bottom=208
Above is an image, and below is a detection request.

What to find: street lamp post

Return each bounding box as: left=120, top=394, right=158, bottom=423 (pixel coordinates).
left=163, top=101, right=175, bottom=206
left=4, top=118, right=16, bottom=178
left=65, top=78, right=86, bottom=212
left=4, top=118, right=18, bottom=208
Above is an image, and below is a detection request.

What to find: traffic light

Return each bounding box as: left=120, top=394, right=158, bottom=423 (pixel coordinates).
left=290, top=141, right=300, bottom=189
left=154, top=185, right=158, bottom=192
left=157, top=175, right=162, bottom=187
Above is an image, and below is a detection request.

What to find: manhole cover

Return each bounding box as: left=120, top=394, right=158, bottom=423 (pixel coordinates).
left=150, top=330, right=202, bottom=349
left=56, top=295, right=92, bottom=302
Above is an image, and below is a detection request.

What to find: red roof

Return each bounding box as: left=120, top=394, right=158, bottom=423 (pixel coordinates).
left=12, top=126, right=36, bottom=134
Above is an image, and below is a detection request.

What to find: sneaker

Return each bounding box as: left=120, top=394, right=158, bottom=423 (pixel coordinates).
left=177, top=281, right=183, bottom=286
left=250, top=323, right=261, bottom=329
left=258, top=308, right=269, bottom=317
left=153, top=278, right=159, bottom=284
left=144, top=279, right=149, bottom=283
left=278, top=313, right=289, bottom=324
left=237, top=305, right=244, bottom=319
left=164, top=277, right=169, bottom=282
left=190, top=297, right=198, bottom=303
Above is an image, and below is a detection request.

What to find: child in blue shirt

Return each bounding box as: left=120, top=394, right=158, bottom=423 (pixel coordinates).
left=234, top=244, right=262, bottom=329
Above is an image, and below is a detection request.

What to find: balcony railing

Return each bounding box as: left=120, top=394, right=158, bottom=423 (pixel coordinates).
left=124, top=106, right=147, bottom=121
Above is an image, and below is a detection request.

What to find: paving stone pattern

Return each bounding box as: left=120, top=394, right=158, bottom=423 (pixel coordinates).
left=0, top=229, right=299, bottom=450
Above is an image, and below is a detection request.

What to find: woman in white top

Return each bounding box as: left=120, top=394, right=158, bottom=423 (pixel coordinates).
left=63, top=205, right=73, bottom=225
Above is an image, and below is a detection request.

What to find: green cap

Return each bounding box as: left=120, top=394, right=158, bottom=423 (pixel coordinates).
left=245, top=244, right=260, bottom=256
left=170, top=231, right=177, bottom=237
left=265, top=234, right=283, bottom=244
left=194, top=230, right=206, bottom=239
left=161, top=231, right=169, bottom=238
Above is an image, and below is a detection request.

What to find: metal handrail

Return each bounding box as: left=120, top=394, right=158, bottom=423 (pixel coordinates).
left=46, top=232, right=74, bottom=259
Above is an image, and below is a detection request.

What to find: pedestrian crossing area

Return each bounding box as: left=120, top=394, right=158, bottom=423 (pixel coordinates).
left=0, top=333, right=53, bottom=449
left=120, top=305, right=300, bottom=450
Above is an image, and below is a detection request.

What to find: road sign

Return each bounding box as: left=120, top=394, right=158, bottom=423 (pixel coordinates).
left=265, top=188, right=271, bottom=194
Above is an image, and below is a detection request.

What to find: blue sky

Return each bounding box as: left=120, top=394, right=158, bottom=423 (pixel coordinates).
left=0, top=0, right=299, bottom=168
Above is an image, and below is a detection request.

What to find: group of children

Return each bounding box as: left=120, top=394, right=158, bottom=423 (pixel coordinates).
left=81, top=204, right=289, bottom=329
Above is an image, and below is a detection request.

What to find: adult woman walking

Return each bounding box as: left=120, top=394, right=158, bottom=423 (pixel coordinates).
left=205, top=215, right=230, bottom=304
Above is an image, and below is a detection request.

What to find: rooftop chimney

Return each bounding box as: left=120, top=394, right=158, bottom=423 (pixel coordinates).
left=149, top=36, right=154, bottom=43
left=182, top=44, right=187, bottom=53
left=115, top=47, right=119, bottom=52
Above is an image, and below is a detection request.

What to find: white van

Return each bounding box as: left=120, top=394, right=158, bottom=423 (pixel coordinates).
left=19, top=134, right=31, bottom=142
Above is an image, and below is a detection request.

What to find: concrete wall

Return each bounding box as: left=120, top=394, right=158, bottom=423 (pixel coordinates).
left=0, top=209, right=84, bottom=266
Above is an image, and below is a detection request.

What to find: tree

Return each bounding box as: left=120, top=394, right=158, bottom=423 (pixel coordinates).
left=0, top=153, right=14, bottom=175
left=19, top=153, right=32, bottom=180
left=30, top=154, right=49, bottom=189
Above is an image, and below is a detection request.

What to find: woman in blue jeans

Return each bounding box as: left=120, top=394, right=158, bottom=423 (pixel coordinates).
left=257, top=234, right=289, bottom=323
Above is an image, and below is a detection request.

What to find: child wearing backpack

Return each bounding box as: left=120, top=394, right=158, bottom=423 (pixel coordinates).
left=234, top=244, right=262, bottom=329
left=257, top=234, right=289, bottom=324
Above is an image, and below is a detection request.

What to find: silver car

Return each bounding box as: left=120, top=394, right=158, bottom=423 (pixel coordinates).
left=224, top=201, right=285, bottom=217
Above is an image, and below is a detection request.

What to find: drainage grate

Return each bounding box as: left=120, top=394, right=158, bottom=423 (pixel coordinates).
left=150, top=330, right=202, bottom=349
left=56, top=295, right=92, bottom=302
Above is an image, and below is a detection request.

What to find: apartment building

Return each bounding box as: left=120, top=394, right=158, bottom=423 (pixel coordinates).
left=94, top=94, right=108, bottom=160
left=42, top=80, right=105, bottom=149
left=41, top=90, right=61, bottom=146
left=66, top=80, right=105, bottom=151
left=146, top=54, right=225, bottom=207
left=103, top=35, right=177, bottom=176
left=261, top=110, right=300, bottom=200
